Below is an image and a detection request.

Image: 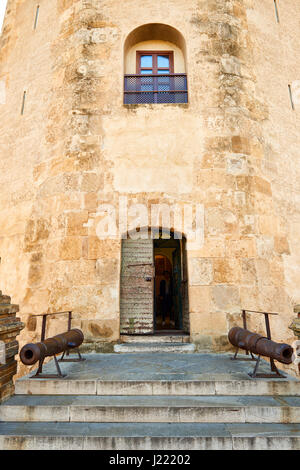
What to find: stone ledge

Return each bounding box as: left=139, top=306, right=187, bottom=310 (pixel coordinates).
left=0, top=321, right=25, bottom=335
left=0, top=293, right=23, bottom=402
left=0, top=305, right=20, bottom=315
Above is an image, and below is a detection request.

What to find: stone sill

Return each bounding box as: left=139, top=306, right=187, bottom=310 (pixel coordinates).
left=123, top=103, right=189, bottom=110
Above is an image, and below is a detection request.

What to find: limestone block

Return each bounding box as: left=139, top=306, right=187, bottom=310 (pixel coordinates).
left=90, top=28, right=119, bottom=44
left=24, top=218, right=50, bottom=250
left=259, top=215, right=279, bottom=236
left=270, top=258, right=285, bottom=286
left=27, top=259, right=45, bottom=288
left=226, top=239, right=256, bottom=258
left=59, top=237, right=82, bottom=260
left=189, top=258, right=213, bottom=286
left=66, top=211, right=89, bottom=236
left=221, top=56, right=241, bottom=76
left=206, top=208, right=238, bottom=236
left=200, top=152, right=226, bottom=169
left=205, top=137, right=232, bottom=152
left=189, top=238, right=226, bottom=258
left=38, top=174, right=81, bottom=198
left=234, top=191, right=246, bottom=206
left=190, top=311, right=227, bottom=335
left=49, top=156, right=77, bottom=176
left=94, top=285, right=119, bottom=316
left=255, top=259, right=272, bottom=286
left=48, top=259, right=96, bottom=287
left=251, top=176, right=272, bottom=196
left=240, top=214, right=257, bottom=236
left=82, top=318, right=119, bottom=342
left=239, top=287, right=261, bottom=312
left=96, top=258, right=120, bottom=285
left=84, top=193, right=98, bottom=210
left=48, top=285, right=105, bottom=318
left=213, top=258, right=241, bottom=284
left=256, top=237, right=274, bottom=259
left=212, top=285, right=240, bottom=312
left=231, top=136, right=251, bottom=155
left=258, top=286, right=289, bottom=314
left=189, top=286, right=211, bottom=313
left=191, top=334, right=213, bottom=351
left=274, top=236, right=290, bottom=255
left=85, top=237, right=120, bottom=259
left=21, top=289, right=50, bottom=316
left=81, top=172, right=103, bottom=193
left=226, top=155, right=248, bottom=175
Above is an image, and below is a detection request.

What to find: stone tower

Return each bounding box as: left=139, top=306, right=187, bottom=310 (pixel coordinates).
left=0, top=0, right=300, bottom=375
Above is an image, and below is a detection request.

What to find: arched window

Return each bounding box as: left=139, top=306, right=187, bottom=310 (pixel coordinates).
left=124, top=24, right=188, bottom=105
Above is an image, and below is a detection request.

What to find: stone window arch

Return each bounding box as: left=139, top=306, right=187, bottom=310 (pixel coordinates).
left=124, top=24, right=188, bottom=104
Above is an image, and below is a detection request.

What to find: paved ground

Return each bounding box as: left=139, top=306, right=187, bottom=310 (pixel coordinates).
left=17, top=352, right=298, bottom=382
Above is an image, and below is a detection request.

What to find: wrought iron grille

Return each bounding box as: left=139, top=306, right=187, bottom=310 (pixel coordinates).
left=124, top=74, right=188, bottom=104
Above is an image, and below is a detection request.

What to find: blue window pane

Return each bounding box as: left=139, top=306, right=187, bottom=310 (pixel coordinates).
left=157, top=55, right=170, bottom=68
left=157, top=70, right=170, bottom=74
left=141, top=69, right=153, bottom=74
left=140, top=55, right=153, bottom=67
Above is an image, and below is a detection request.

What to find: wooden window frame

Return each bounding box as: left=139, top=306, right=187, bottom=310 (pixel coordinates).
left=136, top=51, right=174, bottom=75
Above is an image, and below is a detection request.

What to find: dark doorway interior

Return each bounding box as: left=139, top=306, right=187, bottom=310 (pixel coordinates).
left=154, top=237, right=183, bottom=331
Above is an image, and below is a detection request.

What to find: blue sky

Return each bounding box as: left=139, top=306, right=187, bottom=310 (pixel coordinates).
left=0, top=0, right=7, bottom=33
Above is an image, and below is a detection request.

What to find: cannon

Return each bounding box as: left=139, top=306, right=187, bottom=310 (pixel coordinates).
left=20, top=328, right=84, bottom=378
left=228, top=326, right=294, bottom=378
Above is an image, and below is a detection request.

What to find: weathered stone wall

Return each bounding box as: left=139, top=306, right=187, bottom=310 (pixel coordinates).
left=0, top=0, right=300, bottom=375
left=0, top=291, right=24, bottom=401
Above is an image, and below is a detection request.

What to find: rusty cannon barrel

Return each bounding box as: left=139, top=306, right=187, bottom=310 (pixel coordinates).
left=20, top=329, right=84, bottom=366
left=228, top=327, right=293, bottom=364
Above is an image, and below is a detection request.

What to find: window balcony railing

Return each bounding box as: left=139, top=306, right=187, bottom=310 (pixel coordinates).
left=124, top=74, right=188, bottom=105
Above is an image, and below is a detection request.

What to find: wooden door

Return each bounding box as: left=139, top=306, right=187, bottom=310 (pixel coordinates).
left=120, top=239, right=154, bottom=334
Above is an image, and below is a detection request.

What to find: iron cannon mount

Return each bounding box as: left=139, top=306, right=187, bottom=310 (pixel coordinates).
left=229, top=310, right=294, bottom=379
left=19, top=311, right=85, bottom=379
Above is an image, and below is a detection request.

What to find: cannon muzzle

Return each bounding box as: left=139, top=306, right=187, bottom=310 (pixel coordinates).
left=20, top=329, right=84, bottom=366
left=228, top=326, right=293, bottom=364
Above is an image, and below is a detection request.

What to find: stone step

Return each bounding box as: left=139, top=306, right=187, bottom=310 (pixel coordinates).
left=1, top=422, right=300, bottom=450
left=114, top=342, right=196, bottom=353
left=2, top=394, right=300, bottom=424
left=120, top=334, right=190, bottom=343
left=14, top=353, right=300, bottom=396
left=0, top=296, right=11, bottom=305
left=15, top=377, right=300, bottom=397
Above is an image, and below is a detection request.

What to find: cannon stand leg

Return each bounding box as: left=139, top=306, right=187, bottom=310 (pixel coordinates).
left=59, top=348, right=86, bottom=362
left=231, top=347, right=256, bottom=361
left=30, top=355, right=67, bottom=379
left=231, top=311, right=257, bottom=361
left=248, top=355, right=286, bottom=379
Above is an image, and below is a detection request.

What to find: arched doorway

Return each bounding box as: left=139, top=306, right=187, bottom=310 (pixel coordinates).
left=120, top=230, right=189, bottom=335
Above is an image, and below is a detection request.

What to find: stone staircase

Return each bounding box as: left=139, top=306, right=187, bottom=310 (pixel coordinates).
left=1, top=353, right=300, bottom=450
left=0, top=291, right=24, bottom=402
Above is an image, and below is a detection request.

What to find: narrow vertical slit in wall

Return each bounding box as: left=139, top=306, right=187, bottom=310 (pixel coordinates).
left=34, top=5, right=40, bottom=30
left=288, top=85, right=295, bottom=110
left=21, top=91, right=26, bottom=115
left=274, top=0, right=280, bottom=23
